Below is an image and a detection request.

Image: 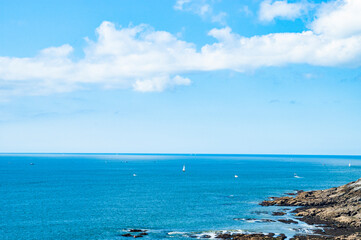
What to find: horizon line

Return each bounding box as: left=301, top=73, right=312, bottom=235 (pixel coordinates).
left=0, top=152, right=360, bottom=157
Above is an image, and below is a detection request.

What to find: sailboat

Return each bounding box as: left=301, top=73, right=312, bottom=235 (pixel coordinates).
left=349, top=162, right=351, bottom=167
left=182, top=165, right=186, bottom=172
left=234, top=175, right=238, bottom=178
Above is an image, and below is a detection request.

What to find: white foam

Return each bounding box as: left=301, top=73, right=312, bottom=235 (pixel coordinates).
left=189, top=229, right=246, bottom=239
left=167, top=231, right=187, bottom=235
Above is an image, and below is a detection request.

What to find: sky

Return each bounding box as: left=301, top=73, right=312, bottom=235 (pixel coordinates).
left=0, top=0, right=361, bottom=154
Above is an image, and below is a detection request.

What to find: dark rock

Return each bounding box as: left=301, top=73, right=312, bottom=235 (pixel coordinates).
left=289, top=235, right=333, bottom=240
left=129, top=229, right=145, bottom=233
left=272, top=211, right=286, bottom=216
left=278, top=219, right=298, bottom=224
left=201, top=235, right=212, bottom=238
left=215, top=233, right=232, bottom=239
left=218, top=233, right=287, bottom=240
left=260, top=219, right=276, bottom=222
left=278, top=234, right=286, bottom=240
left=121, top=233, right=133, bottom=237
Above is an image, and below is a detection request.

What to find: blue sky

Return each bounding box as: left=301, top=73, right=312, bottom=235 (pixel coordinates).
left=0, top=0, right=361, bottom=154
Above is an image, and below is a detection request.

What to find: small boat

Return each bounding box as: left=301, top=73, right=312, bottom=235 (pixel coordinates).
left=30, top=163, right=35, bottom=165
left=234, top=175, right=238, bottom=178
left=294, top=173, right=302, bottom=178
left=349, top=162, right=351, bottom=167
left=182, top=165, right=186, bottom=172
left=133, top=174, right=137, bottom=177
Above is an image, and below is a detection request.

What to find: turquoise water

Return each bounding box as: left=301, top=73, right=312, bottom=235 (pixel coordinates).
left=1, top=154, right=360, bottom=240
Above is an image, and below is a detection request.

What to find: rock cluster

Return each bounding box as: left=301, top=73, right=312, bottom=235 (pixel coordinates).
left=260, top=178, right=361, bottom=239
left=261, top=178, right=361, bottom=229
left=120, top=229, right=148, bottom=238
left=215, top=233, right=286, bottom=240
left=215, top=232, right=361, bottom=240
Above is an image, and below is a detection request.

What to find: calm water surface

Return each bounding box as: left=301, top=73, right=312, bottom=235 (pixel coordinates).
left=1, top=154, right=360, bottom=240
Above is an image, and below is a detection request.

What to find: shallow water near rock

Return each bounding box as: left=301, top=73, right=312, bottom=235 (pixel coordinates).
left=1, top=154, right=360, bottom=239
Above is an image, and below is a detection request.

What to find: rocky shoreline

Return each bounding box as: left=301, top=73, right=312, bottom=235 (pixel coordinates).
left=214, top=178, right=361, bottom=240
left=120, top=179, right=361, bottom=239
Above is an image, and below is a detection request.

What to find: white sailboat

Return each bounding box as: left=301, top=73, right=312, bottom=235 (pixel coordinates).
left=182, top=165, right=186, bottom=172
left=234, top=175, right=238, bottom=178
left=349, top=162, right=351, bottom=167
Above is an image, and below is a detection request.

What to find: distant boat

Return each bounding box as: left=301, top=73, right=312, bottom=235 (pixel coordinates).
left=294, top=173, right=302, bottom=178
left=133, top=174, right=137, bottom=177
left=349, top=162, right=351, bottom=167
left=30, top=163, right=35, bottom=165
left=234, top=175, right=238, bottom=178
left=182, top=165, right=186, bottom=172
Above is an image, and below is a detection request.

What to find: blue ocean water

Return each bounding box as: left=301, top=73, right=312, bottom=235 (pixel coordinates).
left=0, top=154, right=360, bottom=240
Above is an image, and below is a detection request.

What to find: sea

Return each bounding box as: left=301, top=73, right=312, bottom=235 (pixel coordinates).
left=1, top=154, right=360, bottom=240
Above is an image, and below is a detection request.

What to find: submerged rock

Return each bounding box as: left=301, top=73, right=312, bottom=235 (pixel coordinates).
left=278, top=219, right=298, bottom=224
left=129, top=229, right=145, bottom=233
left=272, top=211, right=286, bottom=216
left=260, top=219, right=276, bottom=222
left=216, top=233, right=286, bottom=240
left=201, top=234, right=212, bottom=238
left=121, top=233, right=133, bottom=237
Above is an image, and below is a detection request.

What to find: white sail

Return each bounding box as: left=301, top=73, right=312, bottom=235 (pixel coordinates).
left=182, top=165, right=185, bottom=172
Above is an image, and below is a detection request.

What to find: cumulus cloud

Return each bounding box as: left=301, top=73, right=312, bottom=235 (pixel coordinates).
left=311, top=0, right=361, bottom=38
left=259, top=0, right=311, bottom=22
left=0, top=22, right=198, bottom=96
left=1, top=0, right=361, bottom=97
left=174, top=0, right=227, bottom=25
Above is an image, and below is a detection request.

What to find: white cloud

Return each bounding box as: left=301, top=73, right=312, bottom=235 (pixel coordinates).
left=0, top=22, right=198, bottom=96
left=259, top=0, right=311, bottom=22
left=133, top=75, right=191, bottom=92
left=174, top=0, right=227, bottom=25
left=174, top=0, right=192, bottom=10
left=1, top=0, right=361, bottom=97
left=311, top=0, right=361, bottom=38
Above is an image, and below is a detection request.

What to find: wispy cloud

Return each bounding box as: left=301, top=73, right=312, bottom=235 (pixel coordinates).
left=259, top=0, right=312, bottom=22
left=1, top=0, right=361, bottom=97
left=174, top=0, right=227, bottom=25
left=240, top=5, right=253, bottom=17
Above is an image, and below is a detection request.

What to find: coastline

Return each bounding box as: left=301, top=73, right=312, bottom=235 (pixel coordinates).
left=214, top=178, right=361, bottom=240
